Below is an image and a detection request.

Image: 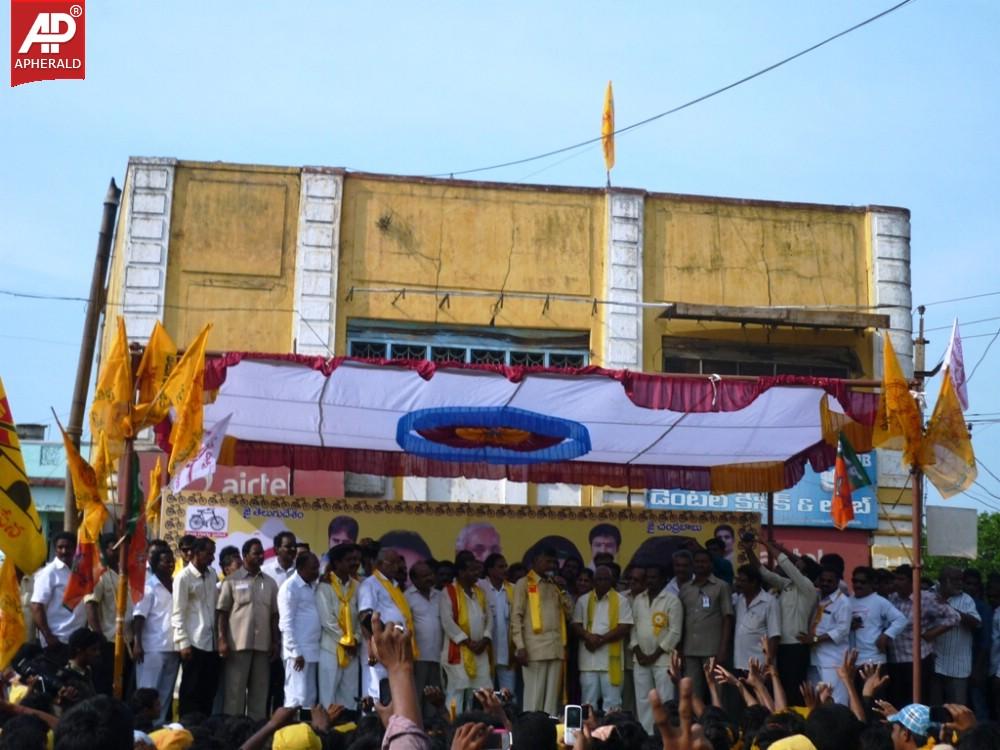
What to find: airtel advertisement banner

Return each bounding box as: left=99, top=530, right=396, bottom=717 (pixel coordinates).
left=137, top=451, right=345, bottom=498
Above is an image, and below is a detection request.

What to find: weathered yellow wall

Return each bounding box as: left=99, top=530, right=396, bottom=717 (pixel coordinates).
left=337, top=175, right=606, bottom=357
left=642, top=195, right=875, bottom=376
left=163, top=162, right=301, bottom=351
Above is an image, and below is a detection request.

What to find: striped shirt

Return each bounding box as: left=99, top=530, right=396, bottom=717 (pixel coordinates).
left=888, top=590, right=961, bottom=663
left=933, top=592, right=980, bottom=678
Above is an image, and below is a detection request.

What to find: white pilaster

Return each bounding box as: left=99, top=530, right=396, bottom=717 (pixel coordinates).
left=603, top=191, right=644, bottom=370
left=121, top=157, right=176, bottom=343
left=293, top=168, right=343, bottom=355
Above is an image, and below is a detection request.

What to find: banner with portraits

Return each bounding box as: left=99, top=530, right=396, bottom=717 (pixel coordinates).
left=159, top=492, right=760, bottom=572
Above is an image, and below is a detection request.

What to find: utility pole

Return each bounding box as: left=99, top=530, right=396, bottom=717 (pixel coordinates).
left=911, top=305, right=926, bottom=703
left=65, top=179, right=121, bottom=530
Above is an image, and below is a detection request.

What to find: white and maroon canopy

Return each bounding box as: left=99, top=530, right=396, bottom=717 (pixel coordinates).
left=159, top=353, right=878, bottom=493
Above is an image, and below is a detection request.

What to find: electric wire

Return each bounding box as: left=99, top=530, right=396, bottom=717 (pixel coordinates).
left=426, top=0, right=916, bottom=179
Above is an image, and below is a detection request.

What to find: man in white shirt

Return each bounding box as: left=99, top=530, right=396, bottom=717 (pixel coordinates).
left=746, top=538, right=819, bottom=705
left=572, top=565, right=633, bottom=711
left=316, top=543, right=362, bottom=711
left=440, top=555, right=493, bottom=712
left=262, top=531, right=297, bottom=586
left=733, top=564, right=781, bottom=672
left=262, top=530, right=297, bottom=712
left=133, top=545, right=179, bottom=727
left=665, top=550, right=693, bottom=596
left=930, top=566, right=981, bottom=705
left=277, top=552, right=322, bottom=708
left=799, top=566, right=852, bottom=705
left=480, top=553, right=516, bottom=694
left=172, top=536, right=219, bottom=716
left=85, top=533, right=133, bottom=696
left=849, top=566, right=906, bottom=668
left=630, top=563, right=683, bottom=733
left=358, top=547, right=413, bottom=702
left=404, top=560, right=443, bottom=719
left=30, top=531, right=86, bottom=657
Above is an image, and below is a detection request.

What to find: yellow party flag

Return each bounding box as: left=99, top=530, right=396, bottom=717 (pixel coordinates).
left=872, top=335, right=928, bottom=469
left=145, top=456, right=163, bottom=530
left=602, top=81, right=615, bottom=172
left=134, top=321, right=178, bottom=426
left=89, top=317, right=133, bottom=458
left=58, top=425, right=110, bottom=545
left=0, top=557, right=25, bottom=669
left=923, top=370, right=977, bottom=498
left=0, top=378, right=47, bottom=574
left=163, top=325, right=212, bottom=476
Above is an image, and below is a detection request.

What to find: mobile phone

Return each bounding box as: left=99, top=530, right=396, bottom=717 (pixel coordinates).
left=298, top=707, right=312, bottom=722
left=563, top=704, right=583, bottom=745
left=485, top=729, right=512, bottom=749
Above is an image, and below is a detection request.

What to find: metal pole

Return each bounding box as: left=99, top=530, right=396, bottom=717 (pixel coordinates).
left=911, top=306, right=926, bottom=703
left=112, top=438, right=133, bottom=699
left=65, top=178, right=121, bottom=531
left=766, top=491, right=775, bottom=541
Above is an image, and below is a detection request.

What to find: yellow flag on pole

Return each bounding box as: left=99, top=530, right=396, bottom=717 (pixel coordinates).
left=163, top=324, right=212, bottom=476
left=923, top=370, right=977, bottom=498
left=0, top=557, right=25, bottom=669
left=134, top=321, right=178, bottom=425
left=89, top=317, right=133, bottom=458
left=872, top=335, right=928, bottom=469
left=0, top=378, right=47, bottom=574
left=146, top=456, right=163, bottom=529
left=58, top=425, right=109, bottom=545
left=602, top=81, right=615, bottom=172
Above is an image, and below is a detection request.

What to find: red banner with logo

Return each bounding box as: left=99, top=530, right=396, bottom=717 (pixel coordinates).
left=10, top=0, right=85, bottom=87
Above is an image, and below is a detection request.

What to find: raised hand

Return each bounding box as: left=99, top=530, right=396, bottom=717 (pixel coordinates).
left=860, top=663, right=889, bottom=697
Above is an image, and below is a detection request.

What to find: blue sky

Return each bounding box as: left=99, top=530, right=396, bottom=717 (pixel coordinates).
left=2, top=1, right=998, bottom=513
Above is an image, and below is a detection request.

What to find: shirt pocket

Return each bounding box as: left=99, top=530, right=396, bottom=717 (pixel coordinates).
left=234, top=585, right=253, bottom=605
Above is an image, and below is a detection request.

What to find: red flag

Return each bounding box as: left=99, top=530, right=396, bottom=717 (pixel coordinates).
left=831, top=452, right=856, bottom=531
left=127, top=458, right=158, bottom=606
left=63, top=541, right=101, bottom=610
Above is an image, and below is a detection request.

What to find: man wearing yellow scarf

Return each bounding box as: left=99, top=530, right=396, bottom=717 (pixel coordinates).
left=316, top=543, right=362, bottom=709
left=358, top=548, right=415, bottom=702
left=440, top=556, right=493, bottom=712
left=630, top=563, right=683, bottom=734
left=511, top=547, right=573, bottom=715
left=571, top=565, right=633, bottom=711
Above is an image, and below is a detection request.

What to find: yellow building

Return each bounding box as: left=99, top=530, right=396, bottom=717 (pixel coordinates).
left=102, top=157, right=915, bottom=565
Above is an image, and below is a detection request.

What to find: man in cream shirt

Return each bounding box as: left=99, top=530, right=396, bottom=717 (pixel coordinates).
left=358, top=548, right=413, bottom=702
left=511, top=547, right=573, bottom=715
left=172, top=536, right=219, bottom=716
left=316, top=543, right=362, bottom=710
left=630, top=563, right=683, bottom=733
left=572, top=565, right=633, bottom=711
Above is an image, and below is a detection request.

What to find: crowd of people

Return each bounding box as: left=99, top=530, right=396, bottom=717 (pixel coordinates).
left=6, top=528, right=1000, bottom=750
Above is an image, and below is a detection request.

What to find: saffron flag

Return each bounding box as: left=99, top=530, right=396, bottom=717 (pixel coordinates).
left=133, top=321, right=178, bottom=430
left=0, top=378, right=47, bottom=574
left=58, top=424, right=109, bottom=545
left=0, top=557, right=25, bottom=668
left=63, top=539, right=102, bottom=610
left=872, top=335, right=928, bottom=469
left=127, top=453, right=150, bottom=606
left=831, top=442, right=856, bottom=531
left=923, top=370, right=977, bottom=499
left=602, top=80, right=615, bottom=172
left=89, top=317, right=133, bottom=458
left=170, top=413, right=232, bottom=492
left=145, top=456, right=163, bottom=530
left=942, top=319, right=968, bottom=411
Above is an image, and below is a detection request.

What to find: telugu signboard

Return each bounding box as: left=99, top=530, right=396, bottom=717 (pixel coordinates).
left=646, top=451, right=878, bottom=530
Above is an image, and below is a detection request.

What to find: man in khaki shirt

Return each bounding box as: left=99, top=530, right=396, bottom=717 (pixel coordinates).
left=679, top=548, right=733, bottom=699
left=85, top=533, right=132, bottom=696
left=511, top=547, right=573, bottom=714
left=216, top=537, right=279, bottom=720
